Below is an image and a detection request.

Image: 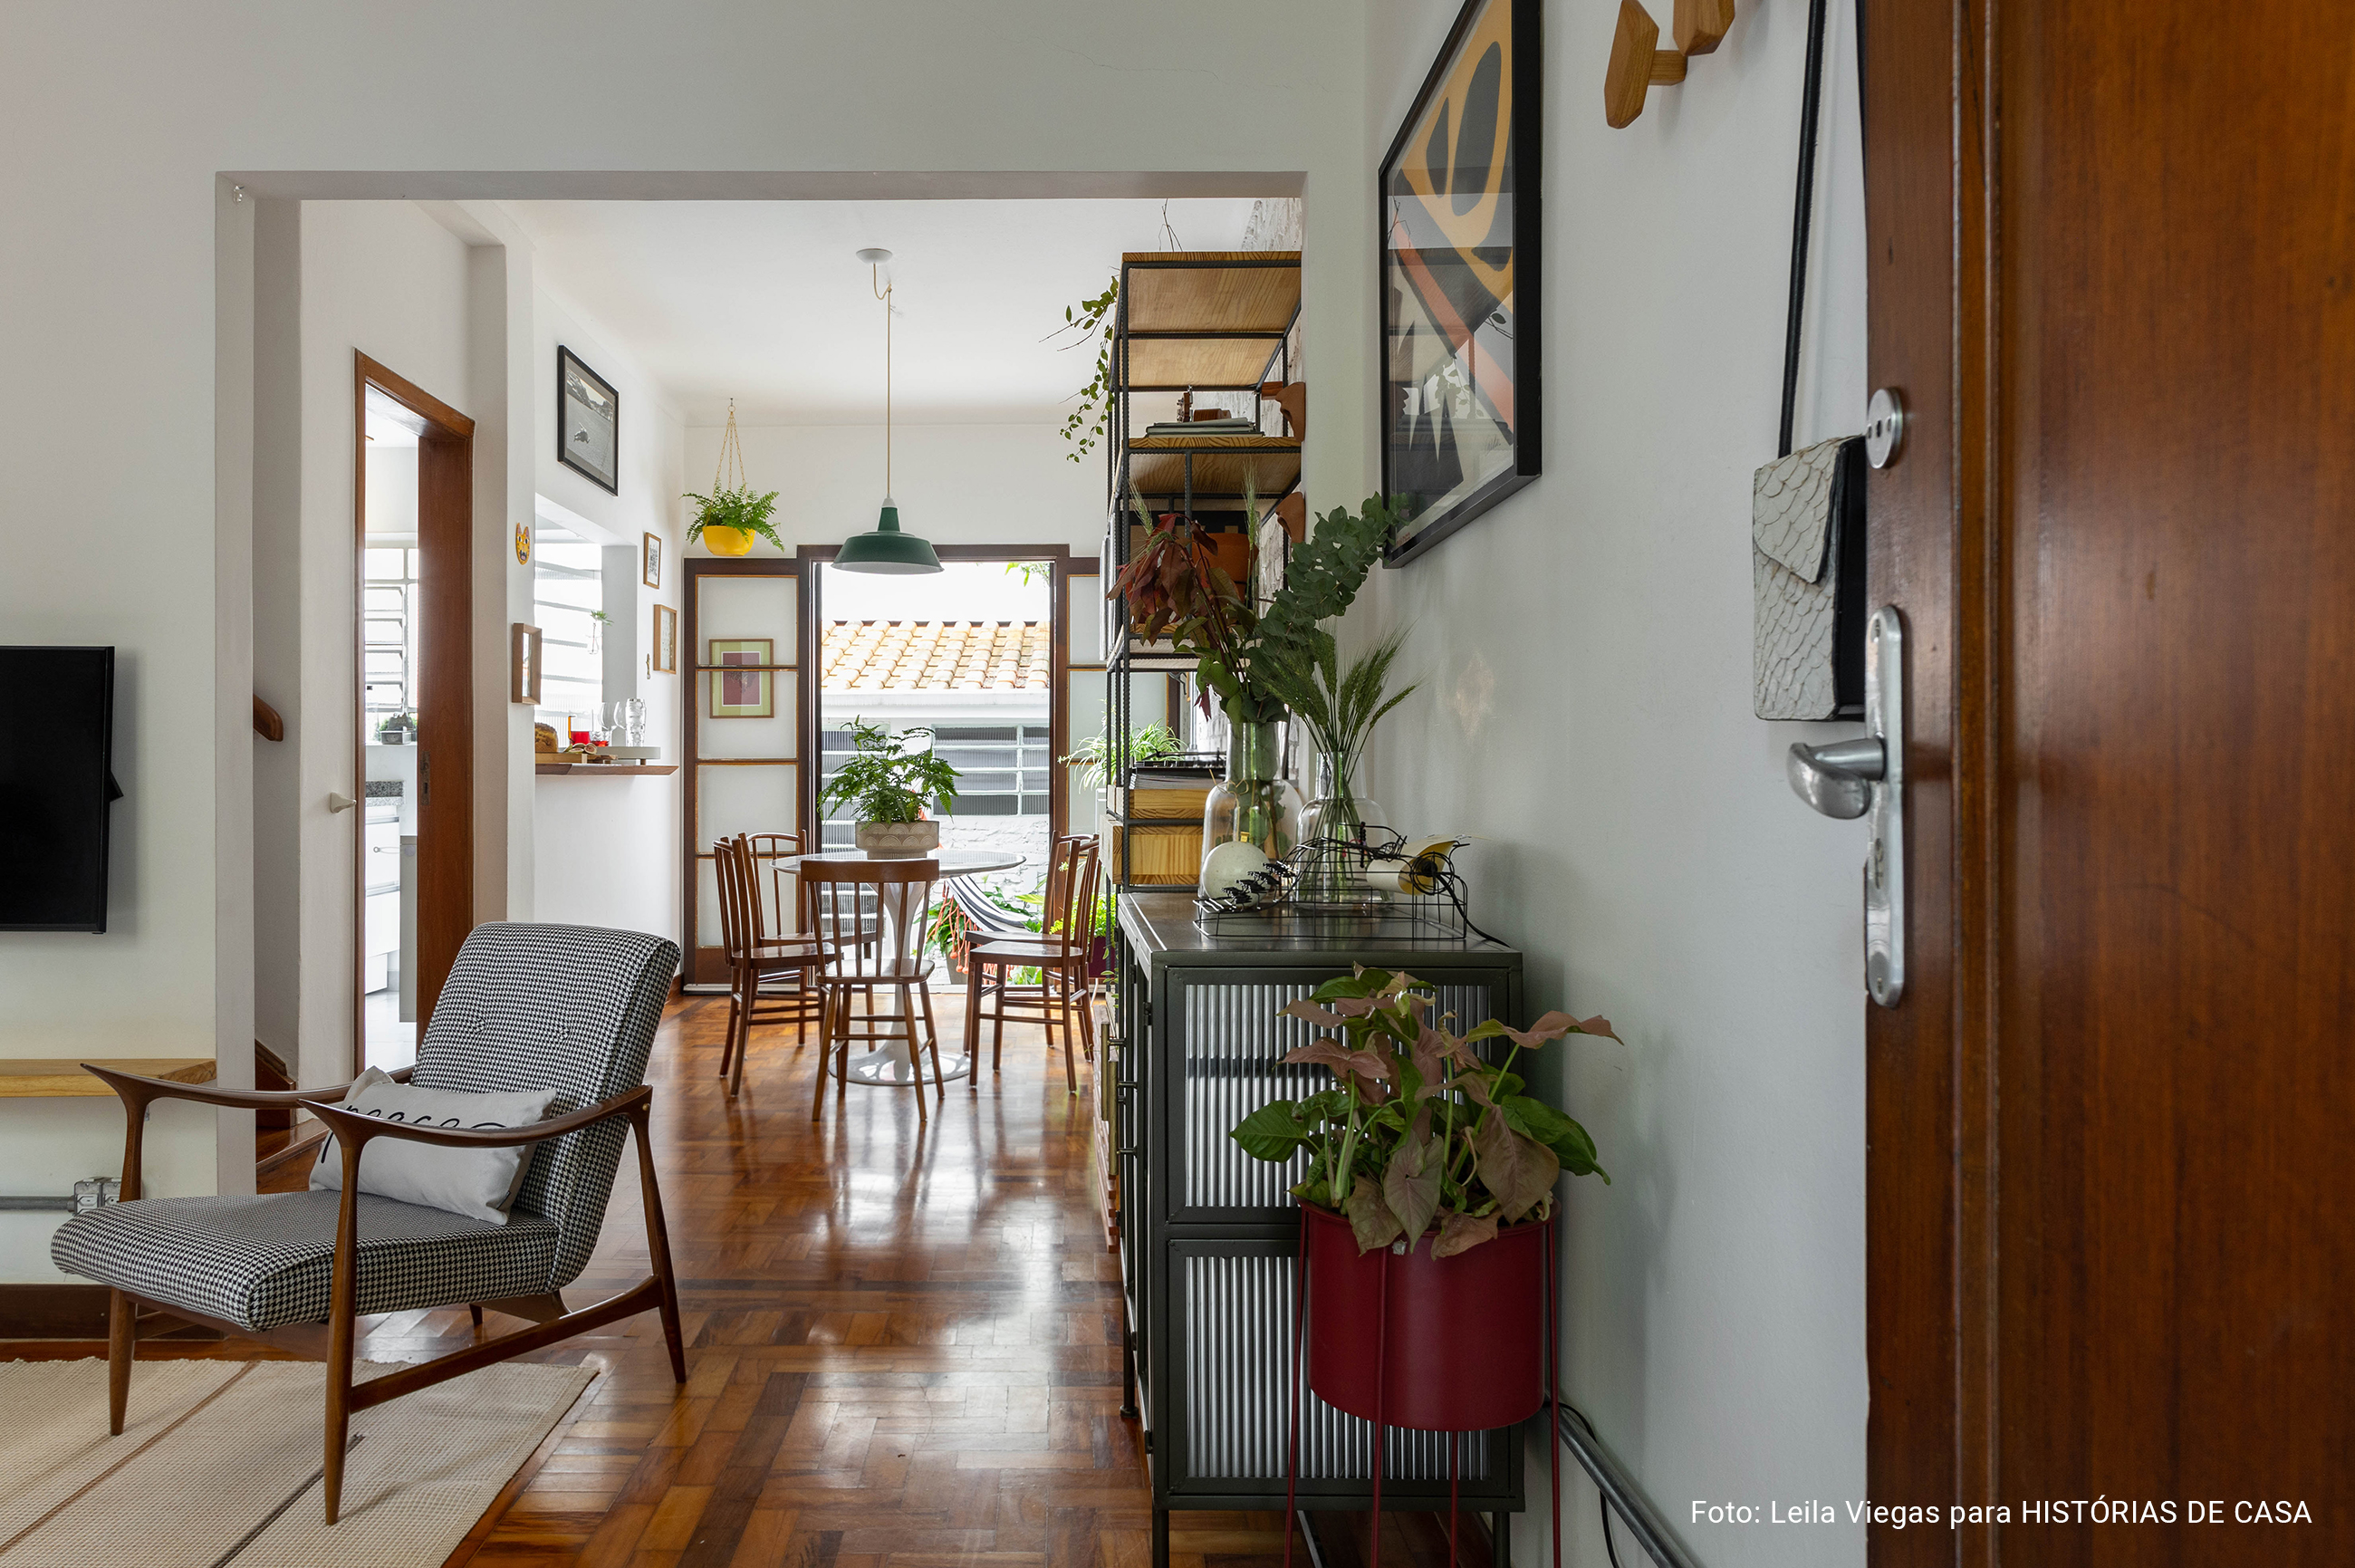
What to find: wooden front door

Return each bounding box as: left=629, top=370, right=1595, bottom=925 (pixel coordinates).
left=1865, top=3, right=2355, bottom=1560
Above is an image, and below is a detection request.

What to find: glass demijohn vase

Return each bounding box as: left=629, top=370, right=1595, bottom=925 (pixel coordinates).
left=1295, top=750, right=1389, bottom=904
left=1200, top=721, right=1304, bottom=879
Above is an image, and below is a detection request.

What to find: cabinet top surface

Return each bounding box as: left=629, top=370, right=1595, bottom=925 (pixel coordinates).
left=1117, top=892, right=1521, bottom=968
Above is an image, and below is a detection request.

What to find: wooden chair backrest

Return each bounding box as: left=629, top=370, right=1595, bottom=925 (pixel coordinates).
left=744, top=832, right=802, bottom=940
left=800, top=858, right=940, bottom=977
left=1044, top=836, right=1101, bottom=965
left=713, top=835, right=755, bottom=964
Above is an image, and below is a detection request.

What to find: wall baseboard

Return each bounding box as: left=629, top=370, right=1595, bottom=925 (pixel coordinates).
left=0, top=1283, right=224, bottom=1342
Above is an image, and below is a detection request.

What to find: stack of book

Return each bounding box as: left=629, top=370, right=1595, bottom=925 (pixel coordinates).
left=1140, top=417, right=1259, bottom=438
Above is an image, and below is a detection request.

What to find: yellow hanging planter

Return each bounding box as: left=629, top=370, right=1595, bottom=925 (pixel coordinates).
left=684, top=400, right=779, bottom=558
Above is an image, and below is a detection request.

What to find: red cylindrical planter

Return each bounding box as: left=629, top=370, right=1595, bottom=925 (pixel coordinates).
left=1301, top=1201, right=1548, bottom=1431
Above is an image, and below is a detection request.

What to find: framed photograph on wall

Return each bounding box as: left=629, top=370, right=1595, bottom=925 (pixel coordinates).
left=1379, top=0, right=1543, bottom=565
left=557, top=345, right=620, bottom=493
left=651, top=603, right=677, bottom=674
left=642, top=531, right=663, bottom=589
left=707, top=638, right=775, bottom=719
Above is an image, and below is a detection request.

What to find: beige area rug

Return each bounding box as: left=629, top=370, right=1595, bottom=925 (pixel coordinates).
left=0, top=1356, right=595, bottom=1565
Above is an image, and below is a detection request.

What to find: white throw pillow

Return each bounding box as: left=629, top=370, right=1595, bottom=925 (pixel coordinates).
left=309, top=1067, right=562, bottom=1225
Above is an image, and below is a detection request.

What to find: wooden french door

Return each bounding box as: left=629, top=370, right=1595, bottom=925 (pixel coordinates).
left=681, top=556, right=803, bottom=987
left=1866, top=3, right=2355, bottom=1560
left=353, top=355, right=472, bottom=1054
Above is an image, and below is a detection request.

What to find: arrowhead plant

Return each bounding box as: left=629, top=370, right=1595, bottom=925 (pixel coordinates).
left=1228, top=967, right=1613, bottom=1256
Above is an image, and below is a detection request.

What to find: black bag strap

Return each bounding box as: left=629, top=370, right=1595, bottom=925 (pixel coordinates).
left=1777, top=0, right=1835, bottom=459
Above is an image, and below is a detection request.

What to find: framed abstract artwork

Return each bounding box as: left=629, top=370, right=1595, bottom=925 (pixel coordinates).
left=557, top=345, right=620, bottom=493
left=1379, top=0, right=1542, bottom=564
left=707, top=638, right=775, bottom=719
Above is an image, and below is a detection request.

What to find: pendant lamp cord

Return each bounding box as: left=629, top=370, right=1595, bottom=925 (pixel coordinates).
left=873, top=263, right=892, bottom=495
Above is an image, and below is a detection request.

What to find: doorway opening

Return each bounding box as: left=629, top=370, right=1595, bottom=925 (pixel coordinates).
left=355, top=355, right=473, bottom=1073
left=815, top=556, right=1060, bottom=899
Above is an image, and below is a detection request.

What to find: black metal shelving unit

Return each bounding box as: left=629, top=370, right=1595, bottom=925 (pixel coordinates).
left=1101, top=250, right=1303, bottom=893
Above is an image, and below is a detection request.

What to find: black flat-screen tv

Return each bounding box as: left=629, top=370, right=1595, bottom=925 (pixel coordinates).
left=0, top=647, right=120, bottom=932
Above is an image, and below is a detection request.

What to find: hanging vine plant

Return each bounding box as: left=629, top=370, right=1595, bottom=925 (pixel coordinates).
left=1047, top=275, right=1119, bottom=462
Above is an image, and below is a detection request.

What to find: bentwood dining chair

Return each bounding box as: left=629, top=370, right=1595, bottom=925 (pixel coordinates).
left=803, top=857, right=947, bottom=1121
left=715, top=834, right=833, bottom=1096
left=964, top=835, right=1102, bottom=1094
left=51, top=923, right=685, bottom=1527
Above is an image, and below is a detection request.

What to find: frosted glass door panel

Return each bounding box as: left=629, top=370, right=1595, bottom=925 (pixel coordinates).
left=695, top=858, right=722, bottom=950
left=1069, top=574, right=1103, bottom=665
left=696, top=673, right=797, bottom=758
left=697, top=574, right=797, bottom=652
left=697, top=763, right=800, bottom=846
left=1068, top=671, right=1106, bottom=840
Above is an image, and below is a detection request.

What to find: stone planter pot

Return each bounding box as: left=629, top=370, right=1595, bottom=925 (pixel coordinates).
left=856, top=820, right=940, bottom=859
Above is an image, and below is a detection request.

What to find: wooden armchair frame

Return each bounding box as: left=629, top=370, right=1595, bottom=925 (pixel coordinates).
left=81, top=1062, right=687, bottom=1525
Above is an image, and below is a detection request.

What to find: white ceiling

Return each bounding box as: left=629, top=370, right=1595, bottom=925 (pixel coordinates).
left=503, top=198, right=1265, bottom=428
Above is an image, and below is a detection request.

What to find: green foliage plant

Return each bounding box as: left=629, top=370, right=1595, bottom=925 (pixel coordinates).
left=1110, top=492, right=1399, bottom=726
left=1229, top=967, right=1613, bottom=1258
left=818, top=717, right=959, bottom=824
left=1255, top=624, right=1417, bottom=797
left=1063, top=721, right=1184, bottom=788
left=1048, top=276, right=1119, bottom=462
left=681, top=486, right=784, bottom=551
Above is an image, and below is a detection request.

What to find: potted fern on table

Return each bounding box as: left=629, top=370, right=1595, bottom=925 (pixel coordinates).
left=1229, top=967, right=1612, bottom=1430
left=821, top=718, right=960, bottom=858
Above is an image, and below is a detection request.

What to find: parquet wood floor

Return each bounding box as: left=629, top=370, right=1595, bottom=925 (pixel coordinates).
left=6, top=992, right=1495, bottom=1568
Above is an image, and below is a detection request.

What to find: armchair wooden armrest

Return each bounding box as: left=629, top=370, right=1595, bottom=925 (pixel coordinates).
left=303, top=1085, right=650, bottom=1154
left=81, top=1061, right=417, bottom=1202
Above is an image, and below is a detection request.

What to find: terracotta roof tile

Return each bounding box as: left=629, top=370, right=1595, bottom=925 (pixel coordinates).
left=822, top=620, right=1053, bottom=691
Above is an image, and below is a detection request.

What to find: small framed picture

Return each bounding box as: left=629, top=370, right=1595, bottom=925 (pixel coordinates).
left=642, top=531, right=662, bottom=590
left=557, top=345, right=620, bottom=493
left=509, top=623, right=542, bottom=704
left=651, top=604, right=678, bottom=674
left=707, top=639, right=775, bottom=719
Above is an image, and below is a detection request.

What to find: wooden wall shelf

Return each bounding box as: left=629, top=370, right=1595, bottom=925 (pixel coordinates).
left=0, top=1059, right=216, bottom=1099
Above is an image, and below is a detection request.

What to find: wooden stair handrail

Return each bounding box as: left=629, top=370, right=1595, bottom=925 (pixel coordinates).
left=253, top=695, right=284, bottom=741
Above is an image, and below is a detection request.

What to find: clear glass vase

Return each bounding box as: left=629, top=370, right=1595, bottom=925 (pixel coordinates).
left=1296, top=750, right=1389, bottom=904
left=1200, top=721, right=1303, bottom=880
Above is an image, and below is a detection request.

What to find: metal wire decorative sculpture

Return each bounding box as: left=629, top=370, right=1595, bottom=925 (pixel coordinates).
left=1193, top=828, right=1501, bottom=946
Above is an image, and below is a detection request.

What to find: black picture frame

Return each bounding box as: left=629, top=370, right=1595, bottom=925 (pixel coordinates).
left=556, top=345, right=620, bottom=494
left=1379, top=0, right=1543, bottom=566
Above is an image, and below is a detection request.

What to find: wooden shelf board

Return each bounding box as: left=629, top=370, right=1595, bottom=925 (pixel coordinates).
left=1124, top=438, right=1302, bottom=500
left=0, top=1058, right=216, bottom=1099
left=1121, top=253, right=1301, bottom=336
left=535, top=762, right=680, bottom=776
left=1121, top=338, right=1287, bottom=390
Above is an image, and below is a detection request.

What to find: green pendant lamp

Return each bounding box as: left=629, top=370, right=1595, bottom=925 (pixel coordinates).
left=837, top=248, right=943, bottom=575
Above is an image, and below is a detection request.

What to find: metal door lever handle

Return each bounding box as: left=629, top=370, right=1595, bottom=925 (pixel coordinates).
left=1787, top=737, right=1885, bottom=819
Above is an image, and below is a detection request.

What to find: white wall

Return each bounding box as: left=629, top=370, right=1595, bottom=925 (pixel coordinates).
left=531, top=284, right=688, bottom=944
left=1362, top=3, right=1870, bottom=1564
left=290, top=201, right=475, bottom=1091
left=682, top=421, right=1108, bottom=563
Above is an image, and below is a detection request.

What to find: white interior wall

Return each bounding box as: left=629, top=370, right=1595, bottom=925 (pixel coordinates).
left=531, top=285, right=688, bottom=942
left=292, top=201, right=476, bottom=1092
left=1362, top=4, right=1871, bottom=1564
left=682, top=422, right=1108, bottom=563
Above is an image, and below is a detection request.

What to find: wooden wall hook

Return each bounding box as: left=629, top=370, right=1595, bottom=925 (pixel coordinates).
left=1605, top=0, right=1687, bottom=129
left=1675, top=0, right=1735, bottom=56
